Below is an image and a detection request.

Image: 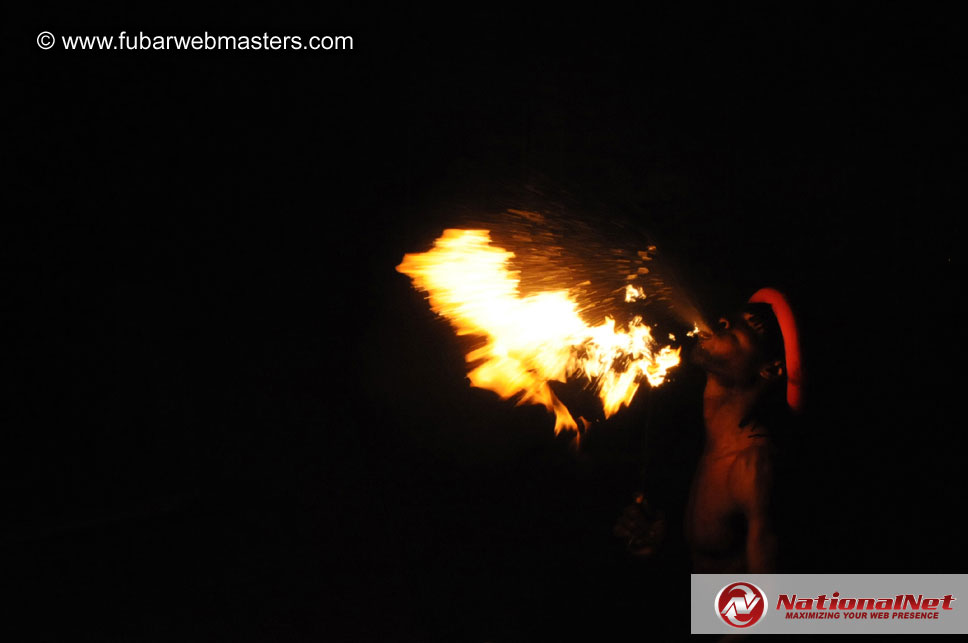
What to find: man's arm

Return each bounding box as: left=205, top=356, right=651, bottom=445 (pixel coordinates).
left=730, top=444, right=777, bottom=573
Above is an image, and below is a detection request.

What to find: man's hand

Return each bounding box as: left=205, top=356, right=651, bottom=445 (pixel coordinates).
left=613, top=495, right=666, bottom=557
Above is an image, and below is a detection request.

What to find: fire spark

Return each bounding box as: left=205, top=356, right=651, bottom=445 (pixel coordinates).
left=397, top=229, right=681, bottom=434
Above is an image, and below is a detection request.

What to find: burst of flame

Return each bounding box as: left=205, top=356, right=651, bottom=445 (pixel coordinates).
left=396, top=229, right=681, bottom=434
left=624, top=284, right=646, bottom=302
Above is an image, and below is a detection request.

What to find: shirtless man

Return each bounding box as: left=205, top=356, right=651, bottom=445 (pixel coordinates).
left=615, top=288, right=803, bottom=573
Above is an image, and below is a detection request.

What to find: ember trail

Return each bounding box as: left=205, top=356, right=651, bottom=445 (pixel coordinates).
left=396, top=229, right=681, bottom=435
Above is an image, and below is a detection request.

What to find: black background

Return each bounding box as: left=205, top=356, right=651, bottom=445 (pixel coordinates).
left=8, top=5, right=961, bottom=641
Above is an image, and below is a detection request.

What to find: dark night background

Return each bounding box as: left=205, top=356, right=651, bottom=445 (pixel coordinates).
left=7, top=5, right=961, bottom=641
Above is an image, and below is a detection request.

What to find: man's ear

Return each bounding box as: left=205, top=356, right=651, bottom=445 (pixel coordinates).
left=759, top=359, right=784, bottom=381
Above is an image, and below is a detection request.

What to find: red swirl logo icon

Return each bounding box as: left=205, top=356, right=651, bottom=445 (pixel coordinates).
left=716, top=582, right=768, bottom=628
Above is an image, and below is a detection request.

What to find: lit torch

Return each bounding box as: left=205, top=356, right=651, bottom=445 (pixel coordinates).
left=396, top=229, right=682, bottom=435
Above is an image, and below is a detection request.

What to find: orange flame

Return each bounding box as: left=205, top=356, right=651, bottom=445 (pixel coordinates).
left=397, top=229, right=681, bottom=434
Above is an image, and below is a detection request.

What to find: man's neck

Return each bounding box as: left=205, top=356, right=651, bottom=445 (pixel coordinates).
left=702, top=375, right=768, bottom=455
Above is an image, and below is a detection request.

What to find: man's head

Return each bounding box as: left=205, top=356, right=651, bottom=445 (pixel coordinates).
left=694, top=302, right=786, bottom=389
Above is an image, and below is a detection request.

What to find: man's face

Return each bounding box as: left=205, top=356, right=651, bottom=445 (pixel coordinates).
left=693, top=309, right=774, bottom=385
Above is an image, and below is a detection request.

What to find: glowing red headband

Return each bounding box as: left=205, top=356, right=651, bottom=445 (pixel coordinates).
left=748, top=287, right=804, bottom=412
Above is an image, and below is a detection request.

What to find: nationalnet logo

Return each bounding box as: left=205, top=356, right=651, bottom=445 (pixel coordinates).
left=694, top=575, right=966, bottom=634
left=714, top=580, right=957, bottom=629
left=777, top=591, right=956, bottom=620
left=716, top=582, right=768, bottom=628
